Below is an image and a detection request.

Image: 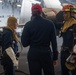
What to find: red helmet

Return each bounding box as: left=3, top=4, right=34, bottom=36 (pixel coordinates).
left=62, top=4, right=74, bottom=12
left=31, top=4, right=42, bottom=13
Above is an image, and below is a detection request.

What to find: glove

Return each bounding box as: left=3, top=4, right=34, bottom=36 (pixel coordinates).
left=73, top=45, right=76, bottom=53
left=16, top=52, right=20, bottom=58
left=5, top=47, right=18, bottom=67
left=65, top=53, right=76, bottom=70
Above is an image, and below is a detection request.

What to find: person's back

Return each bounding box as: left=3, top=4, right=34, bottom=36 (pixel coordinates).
left=21, top=4, right=58, bottom=75
left=2, top=28, right=13, bottom=52
left=22, top=16, right=56, bottom=47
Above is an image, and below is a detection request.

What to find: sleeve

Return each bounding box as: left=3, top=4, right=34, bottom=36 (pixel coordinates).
left=21, top=23, right=30, bottom=47
left=54, top=22, right=63, bottom=36
left=3, top=31, right=13, bottom=49
left=73, top=24, right=76, bottom=44
left=73, top=24, right=76, bottom=33
left=50, top=22, right=58, bottom=60
left=55, top=22, right=63, bottom=30
left=13, top=41, right=18, bottom=54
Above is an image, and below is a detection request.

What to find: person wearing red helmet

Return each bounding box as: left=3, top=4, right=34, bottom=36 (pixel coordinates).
left=57, top=4, right=76, bottom=75
left=21, top=4, right=58, bottom=75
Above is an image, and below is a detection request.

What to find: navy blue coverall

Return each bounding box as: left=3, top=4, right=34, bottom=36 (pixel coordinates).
left=1, top=28, right=18, bottom=75
left=21, top=16, right=58, bottom=75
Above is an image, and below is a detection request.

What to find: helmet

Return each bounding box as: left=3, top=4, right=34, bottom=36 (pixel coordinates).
left=62, top=4, right=74, bottom=12
left=31, top=4, right=42, bottom=13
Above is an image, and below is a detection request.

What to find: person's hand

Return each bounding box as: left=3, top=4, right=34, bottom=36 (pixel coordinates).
left=53, top=60, right=58, bottom=67
left=16, top=52, right=20, bottom=58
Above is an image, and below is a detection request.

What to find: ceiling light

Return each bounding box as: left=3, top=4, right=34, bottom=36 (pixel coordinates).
left=0, top=0, right=2, bottom=3
left=17, top=4, right=21, bottom=7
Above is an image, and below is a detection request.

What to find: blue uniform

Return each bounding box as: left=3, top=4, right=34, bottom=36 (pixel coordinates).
left=56, top=23, right=76, bottom=75
left=1, top=28, right=18, bottom=75
left=21, top=16, right=58, bottom=75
